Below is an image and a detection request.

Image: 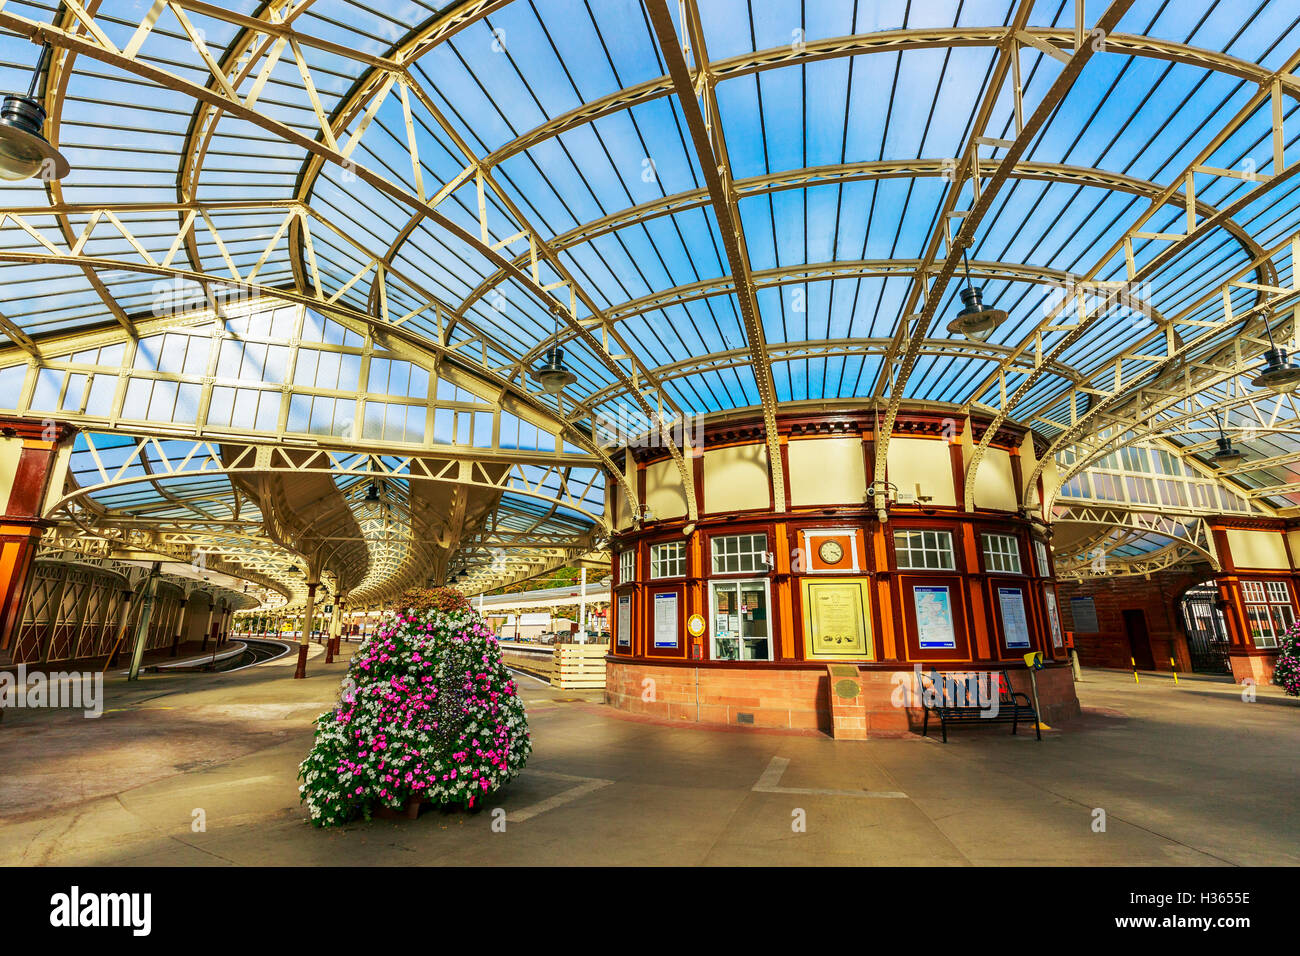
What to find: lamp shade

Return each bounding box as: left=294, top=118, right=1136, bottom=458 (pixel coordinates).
left=0, top=94, right=68, bottom=181
left=1209, top=435, right=1244, bottom=466
left=532, top=346, right=577, bottom=395
left=1251, top=346, right=1300, bottom=393
left=946, top=285, right=1007, bottom=342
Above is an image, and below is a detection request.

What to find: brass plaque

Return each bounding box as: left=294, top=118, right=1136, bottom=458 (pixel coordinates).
left=802, top=578, right=872, bottom=659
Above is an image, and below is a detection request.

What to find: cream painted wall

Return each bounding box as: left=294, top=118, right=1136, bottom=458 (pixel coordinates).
left=0, top=436, right=20, bottom=511
left=645, top=458, right=688, bottom=521
left=1287, top=530, right=1300, bottom=568
left=1227, top=528, right=1289, bottom=570
left=704, top=442, right=769, bottom=513
left=787, top=437, right=866, bottom=507
left=887, top=436, right=956, bottom=507
left=971, top=446, right=1019, bottom=512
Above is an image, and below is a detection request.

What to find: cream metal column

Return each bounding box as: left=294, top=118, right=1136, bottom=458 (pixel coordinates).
left=170, top=595, right=189, bottom=657
left=294, top=581, right=319, bottom=679
left=325, top=596, right=341, bottom=664
left=102, top=589, right=134, bottom=672
left=127, top=563, right=161, bottom=681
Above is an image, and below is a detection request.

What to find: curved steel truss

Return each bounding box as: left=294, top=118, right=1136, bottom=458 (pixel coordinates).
left=3, top=0, right=1300, bottom=595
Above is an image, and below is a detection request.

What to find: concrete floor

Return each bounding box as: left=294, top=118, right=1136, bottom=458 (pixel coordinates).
left=1, top=647, right=1296, bottom=866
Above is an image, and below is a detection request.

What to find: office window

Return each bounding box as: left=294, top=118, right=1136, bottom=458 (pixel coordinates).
left=1034, top=539, right=1051, bottom=576
left=650, top=541, right=685, bottom=579
left=710, top=579, right=771, bottom=661
left=1242, top=580, right=1294, bottom=648
left=618, top=550, right=635, bottom=583
left=982, top=533, right=1023, bottom=574
left=711, top=534, right=769, bottom=574
left=893, top=530, right=955, bottom=570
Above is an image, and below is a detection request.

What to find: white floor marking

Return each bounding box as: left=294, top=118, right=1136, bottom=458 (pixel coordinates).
left=505, top=770, right=615, bottom=823
left=751, top=755, right=907, bottom=798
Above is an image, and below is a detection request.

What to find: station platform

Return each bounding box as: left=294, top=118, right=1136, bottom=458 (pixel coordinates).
left=0, top=657, right=1295, bottom=866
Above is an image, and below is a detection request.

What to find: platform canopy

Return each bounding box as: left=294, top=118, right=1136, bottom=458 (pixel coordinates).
left=2, top=0, right=1300, bottom=605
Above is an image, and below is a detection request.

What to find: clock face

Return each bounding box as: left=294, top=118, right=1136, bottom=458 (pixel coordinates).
left=818, top=539, right=845, bottom=565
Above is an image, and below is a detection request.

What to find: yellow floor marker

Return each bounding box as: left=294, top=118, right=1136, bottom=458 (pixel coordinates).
left=1131, top=657, right=1140, bottom=684
left=1170, top=657, right=1179, bottom=685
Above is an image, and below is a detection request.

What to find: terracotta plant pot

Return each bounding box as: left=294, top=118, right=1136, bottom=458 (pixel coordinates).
left=374, top=797, right=423, bottom=820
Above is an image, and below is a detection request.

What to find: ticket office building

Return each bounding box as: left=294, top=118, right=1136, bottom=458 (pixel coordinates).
left=604, top=406, right=1076, bottom=732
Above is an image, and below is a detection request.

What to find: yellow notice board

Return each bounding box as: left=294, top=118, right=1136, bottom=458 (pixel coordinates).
left=801, top=577, right=873, bottom=660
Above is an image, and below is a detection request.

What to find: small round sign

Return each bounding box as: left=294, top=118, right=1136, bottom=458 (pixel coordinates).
left=687, top=613, right=706, bottom=637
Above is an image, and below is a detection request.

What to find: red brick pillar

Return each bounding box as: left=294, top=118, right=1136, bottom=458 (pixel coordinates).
left=0, top=419, right=73, bottom=660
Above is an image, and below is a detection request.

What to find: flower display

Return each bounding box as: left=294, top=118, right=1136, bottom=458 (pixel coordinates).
left=298, top=589, right=531, bottom=827
left=1273, top=619, right=1300, bottom=697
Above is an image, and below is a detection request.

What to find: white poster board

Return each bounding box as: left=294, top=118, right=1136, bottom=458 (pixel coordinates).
left=617, top=594, right=632, bottom=647
left=1044, top=587, right=1064, bottom=649
left=997, top=587, right=1031, bottom=649
left=913, top=585, right=956, bottom=649
left=653, top=591, right=679, bottom=648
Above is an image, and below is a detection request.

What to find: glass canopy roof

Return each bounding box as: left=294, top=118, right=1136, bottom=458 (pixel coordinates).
left=3, top=0, right=1300, bottom=598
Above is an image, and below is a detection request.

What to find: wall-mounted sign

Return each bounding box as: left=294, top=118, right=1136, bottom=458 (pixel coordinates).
left=1069, top=595, right=1099, bottom=633
left=687, top=613, right=706, bottom=638
left=653, top=592, right=679, bottom=648
left=1044, top=587, right=1064, bottom=649
left=617, top=594, right=632, bottom=647
left=802, top=578, right=872, bottom=659
left=913, top=585, right=956, bottom=649
left=997, top=587, right=1031, bottom=649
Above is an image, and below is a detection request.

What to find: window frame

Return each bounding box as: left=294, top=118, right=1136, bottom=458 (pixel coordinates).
left=893, top=529, right=956, bottom=571
left=981, top=532, right=1024, bottom=575
left=1241, top=579, right=1294, bottom=649
left=709, top=532, right=771, bottom=576
left=649, top=540, right=686, bottom=580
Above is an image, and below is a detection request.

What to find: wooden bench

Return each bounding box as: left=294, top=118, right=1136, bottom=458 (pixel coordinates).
left=917, top=669, right=1040, bottom=743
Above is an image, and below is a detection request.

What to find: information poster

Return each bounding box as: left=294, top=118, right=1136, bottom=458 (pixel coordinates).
left=913, top=585, right=956, bottom=649
left=1069, top=595, right=1099, bottom=633
left=997, top=587, right=1031, bottom=649
left=1045, top=588, right=1065, bottom=648
left=617, top=594, right=631, bottom=647
left=653, top=592, right=679, bottom=648
left=802, top=579, right=872, bottom=658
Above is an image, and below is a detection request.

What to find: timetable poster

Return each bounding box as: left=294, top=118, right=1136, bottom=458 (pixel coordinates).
left=617, top=594, right=631, bottom=647
left=997, top=587, right=1031, bottom=649
left=653, top=592, right=679, bottom=648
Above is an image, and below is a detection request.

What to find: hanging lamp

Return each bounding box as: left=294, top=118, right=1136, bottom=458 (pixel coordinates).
left=0, top=44, right=70, bottom=182
left=946, top=249, right=1007, bottom=343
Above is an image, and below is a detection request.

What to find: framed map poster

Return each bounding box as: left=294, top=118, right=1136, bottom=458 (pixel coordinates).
left=617, top=594, right=632, bottom=647
left=801, top=578, right=872, bottom=659
left=997, top=587, right=1031, bottom=649
left=913, top=585, right=956, bottom=649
